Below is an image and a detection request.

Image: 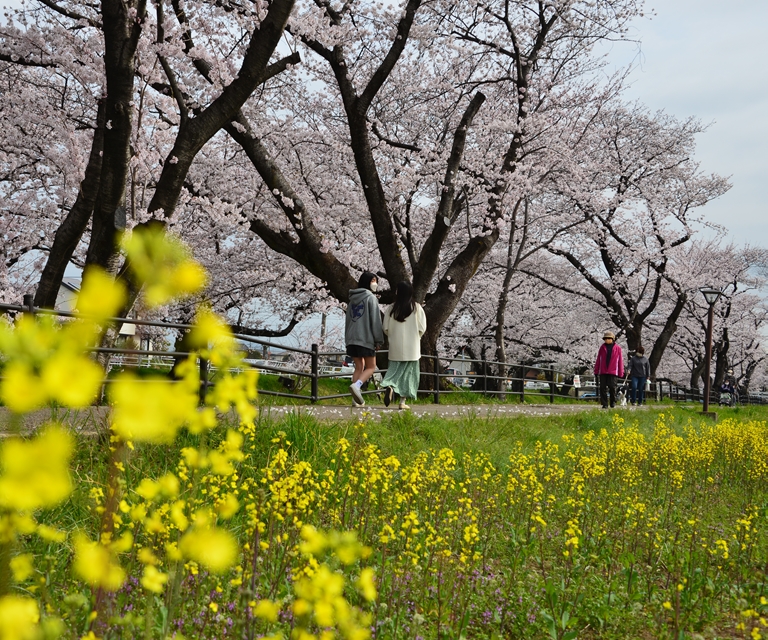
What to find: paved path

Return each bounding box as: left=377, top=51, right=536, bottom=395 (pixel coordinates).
left=1, top=402, right=658, bottom=434
left=256, top=402, right=643, bottom=421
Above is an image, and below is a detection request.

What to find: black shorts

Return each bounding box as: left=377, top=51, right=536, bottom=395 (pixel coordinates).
left=346, top=344, right=375, bottom=357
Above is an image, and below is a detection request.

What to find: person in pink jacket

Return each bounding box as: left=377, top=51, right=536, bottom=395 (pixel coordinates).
left=594, top=330, right=625, bottom=409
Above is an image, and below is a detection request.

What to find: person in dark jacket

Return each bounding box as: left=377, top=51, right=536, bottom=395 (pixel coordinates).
left=345, top=271, right=384, bottom=406
left=628, top=346, right=651, bottom=406
left=593, top=330, right=625, bottom=409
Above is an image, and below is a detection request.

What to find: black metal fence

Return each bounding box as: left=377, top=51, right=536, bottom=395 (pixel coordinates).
left=1, top=299, right=766, bottom=407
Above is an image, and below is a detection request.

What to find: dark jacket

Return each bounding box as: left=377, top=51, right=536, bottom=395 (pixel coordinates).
left=628, top=354, right=650, bottom=379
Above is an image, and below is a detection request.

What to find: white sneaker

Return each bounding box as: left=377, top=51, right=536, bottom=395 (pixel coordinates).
left=398, top=402, right=410, bottom=410
left=350, top=383, right=364, bottom=405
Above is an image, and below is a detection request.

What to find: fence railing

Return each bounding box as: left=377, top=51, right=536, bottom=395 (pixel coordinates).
left=1, top=299, right=766, bottom=406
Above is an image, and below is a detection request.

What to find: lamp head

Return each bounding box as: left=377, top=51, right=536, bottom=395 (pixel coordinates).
left=699, top=286, right=722, bottom=306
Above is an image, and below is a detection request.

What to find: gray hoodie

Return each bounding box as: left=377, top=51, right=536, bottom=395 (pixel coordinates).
left=345, top=288, right=384, bottom=350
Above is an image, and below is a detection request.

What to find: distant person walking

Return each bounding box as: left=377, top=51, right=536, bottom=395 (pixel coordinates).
left=345, top=272, right=384, bottom=406
left=381, top=281, right=427, bottom=410
left=594, top=330, right=625, bottom=409
left=628, top=346, right=651, bottom=405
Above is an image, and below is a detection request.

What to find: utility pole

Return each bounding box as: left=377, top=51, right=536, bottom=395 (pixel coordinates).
left=320, top=312, right=327, bottom=346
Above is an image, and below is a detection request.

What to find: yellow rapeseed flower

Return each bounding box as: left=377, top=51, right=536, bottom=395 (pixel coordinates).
left=0, top=595, right=39, bottom=640
left=110, top=374, right=197, bottom=444
left=122, top=227, right=207, bottom=307
left=41, top=352, right=103, bottom=408
left=0, top=312, right=106, bottom=412
left=179, top=525, right=238, bottom=573
left=170, top=501, right=189, bottom=532
left=252, top=599, right=281, bottom=623
left=0, top=362, right=48, bottom=413
left=76, top=267, right=126, bottom=322
left=141, top=565, right=169, bottom=594
left=357, top=568, right=377, bottom=602
left=189, top=308, right=235, bottom=354
left=215, top=493, right=240, bottom=519
left=72, top=533, right=127, bottom=591
left=10, top=554, right=34, bottom=582
left=135, top=473, right=179, bottom=502
left=0, top=425, right=73, bottom=511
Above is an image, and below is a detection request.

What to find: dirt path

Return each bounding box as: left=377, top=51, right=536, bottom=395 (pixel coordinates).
left=1, top=401, right=658, bottom=435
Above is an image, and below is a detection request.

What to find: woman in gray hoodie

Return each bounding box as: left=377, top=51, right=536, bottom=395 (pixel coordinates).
left=345, top=272, right=384, bottom=406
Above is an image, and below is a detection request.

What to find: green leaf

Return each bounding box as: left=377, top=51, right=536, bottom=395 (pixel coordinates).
left=547, top=618, right=558, bottom=639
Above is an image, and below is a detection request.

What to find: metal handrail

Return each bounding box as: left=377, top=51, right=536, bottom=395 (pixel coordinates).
left=3, top=300, right=762, bottom=406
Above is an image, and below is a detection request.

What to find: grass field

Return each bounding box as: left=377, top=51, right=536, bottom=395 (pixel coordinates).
left=2, top=403, right=767, bottom=640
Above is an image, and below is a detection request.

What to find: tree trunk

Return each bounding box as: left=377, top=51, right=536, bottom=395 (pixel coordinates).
left=420, top=324, right=441, bottom=391
left=35, top=98, right=106, bottom=307
left=713, top=328, right=730, bottom=390
left=494, top=199, right=525, bottom=396
left=742, top=359, right=760, bottom=398
left=625, top=322, right=642, bottom=354
left=689, top=356, right=706, bottom=391
left=648, top=293, right=687, bottom=378
left=85, top=0, right=147, bottom=272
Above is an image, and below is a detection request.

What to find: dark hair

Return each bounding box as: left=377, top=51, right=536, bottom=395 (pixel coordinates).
left=635, top=346, right=645, bottom=356
left=391, top=281, right=415, bottom=322
left=357, top=271, right=377, bottom=291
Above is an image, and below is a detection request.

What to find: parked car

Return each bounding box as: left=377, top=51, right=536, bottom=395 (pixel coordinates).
left=444, top=368, right=470, bottom=387
left=524, top=380, right=550, bottom=390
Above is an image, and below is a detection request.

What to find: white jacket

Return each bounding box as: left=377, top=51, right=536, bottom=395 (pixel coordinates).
left=383, top=302, right=427, bottom=361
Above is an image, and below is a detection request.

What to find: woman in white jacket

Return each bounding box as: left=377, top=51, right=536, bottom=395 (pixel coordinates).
left=381, top=281, right=427, bottom=410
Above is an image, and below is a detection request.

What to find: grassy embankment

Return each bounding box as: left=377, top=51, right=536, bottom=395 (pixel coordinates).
left=6, top=403, right=766, bottom=640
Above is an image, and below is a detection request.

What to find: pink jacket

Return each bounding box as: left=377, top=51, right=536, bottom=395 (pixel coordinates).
left=594, top=343, right=625, bottom=377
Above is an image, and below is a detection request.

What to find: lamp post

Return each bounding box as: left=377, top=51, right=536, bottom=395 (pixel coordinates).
left=700, top=286, right=722, bottom=414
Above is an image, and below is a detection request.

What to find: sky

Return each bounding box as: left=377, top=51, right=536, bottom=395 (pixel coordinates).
left=599, top=0, right=768, bottom=248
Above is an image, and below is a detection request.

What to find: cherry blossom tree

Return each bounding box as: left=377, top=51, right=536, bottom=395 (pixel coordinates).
left=1, top=0, right=297, bottom=308
left=0, top=11, right=103, bottom=304
left=662, top=242, right=768, bottom=392
left=4, top=0, right=760, bottom=390
left=214, top=0, right=649, bottom=367
left=517, top=104, right=730, bottom=374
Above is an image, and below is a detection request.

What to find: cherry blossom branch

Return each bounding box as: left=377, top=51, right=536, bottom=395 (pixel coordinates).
left=358, top=0, right=423, bottom=111
left=36, top=0, right=101, bottom=29
left=414, top=91, right=486, bottom=300
left=223, top=114, right=357, bottom=301
left=370, top=121, right=421, bottom=153
left=0, top=54, right=56, bottom=68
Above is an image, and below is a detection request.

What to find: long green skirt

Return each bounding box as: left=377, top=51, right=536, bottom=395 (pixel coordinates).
left=381, top=360, right=420, bottom=400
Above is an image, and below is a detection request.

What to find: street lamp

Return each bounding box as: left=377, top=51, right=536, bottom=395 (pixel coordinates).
left=700, top=286, right=722, bottom=414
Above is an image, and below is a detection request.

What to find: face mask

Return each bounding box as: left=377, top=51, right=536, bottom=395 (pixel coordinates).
left=370, top=281, right=378, bottom=292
